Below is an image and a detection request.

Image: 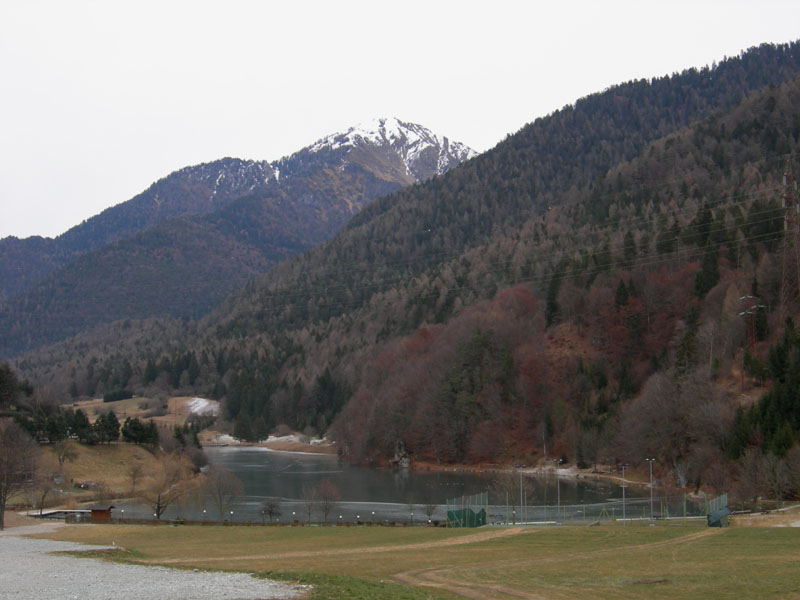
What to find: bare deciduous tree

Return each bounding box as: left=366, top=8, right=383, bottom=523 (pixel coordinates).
left=52, top=440, right=77, bottom=471
left=786, top=445, right=800, bottom=495
left=407, top=499, right=416, bottom=524
left=27, top=452, right=61, bottom=516
left=201, top=466, right=244, bottom=521
left=673, top=459, right=690, bottom=489
left=762, top=453, right=791, bottom=508
left=735, top=448, right=767, bottom=504
left=315, top=479, right=340, bottom=523
left=128, top=463, right=145, bottom=496
left=27, top=470, right=62, bottom=517
left=423, top=501, right=438, bottom=522
left=140, top=455, right=190, bottom=520
left=301, top=485, right=318, bottom=523
left=259, top=498, right=281, bottom=523
left=0, top=421, right=40, bottom=529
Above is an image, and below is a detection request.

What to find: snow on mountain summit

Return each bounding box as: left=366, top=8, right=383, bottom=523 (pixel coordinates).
left=308, top=117, right=476, bottom=179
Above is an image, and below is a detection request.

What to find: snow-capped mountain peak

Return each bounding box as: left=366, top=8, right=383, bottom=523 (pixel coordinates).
left=308, top=117, right=476, bottom=180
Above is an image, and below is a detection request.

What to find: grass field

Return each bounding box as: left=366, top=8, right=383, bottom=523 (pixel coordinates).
left=68, top=395, right=194, bottom=427
left=13, top=440, right=164, bottom=508
left=37, top=519, right=800, bottom=599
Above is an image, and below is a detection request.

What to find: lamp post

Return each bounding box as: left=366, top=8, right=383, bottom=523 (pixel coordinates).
left=647, top=458, right=654, bottom=520
left=553, top=458, right=560, bottom=521
left=620, top=463, right=628, bottom=526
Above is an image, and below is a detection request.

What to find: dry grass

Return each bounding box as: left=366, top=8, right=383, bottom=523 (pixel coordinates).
left=2, top=511, right=40, bottom=528
left=42, top=440, right=160, bottom=499
left=68, top=396, right=151, bottom=422
left=68, top=396, right=192, bottom=427
left=731, top=506, right=800, bottom=528
left=34, top=519, right=800, bottom=599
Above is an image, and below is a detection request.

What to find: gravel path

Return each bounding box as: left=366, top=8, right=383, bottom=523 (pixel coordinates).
left=0, top=527, right=306, bottom=600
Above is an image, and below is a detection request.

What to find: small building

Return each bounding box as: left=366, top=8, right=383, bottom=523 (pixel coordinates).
left=88, top=504, right=115, bottom=524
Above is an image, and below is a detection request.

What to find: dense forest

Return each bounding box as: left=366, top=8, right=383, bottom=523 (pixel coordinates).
left=9, top=42, right=800, bottom=500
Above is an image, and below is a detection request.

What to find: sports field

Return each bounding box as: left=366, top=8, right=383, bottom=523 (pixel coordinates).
left=38, top=519, right=800, bottom=599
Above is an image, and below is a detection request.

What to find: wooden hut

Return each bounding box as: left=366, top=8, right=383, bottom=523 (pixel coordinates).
left=88, top=504, right=115, bottom=524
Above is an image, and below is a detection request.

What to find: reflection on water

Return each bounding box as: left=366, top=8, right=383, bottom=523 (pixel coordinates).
left=208, top=446, right=491, bottom=504
left=117, top=446, right=692, bottom=523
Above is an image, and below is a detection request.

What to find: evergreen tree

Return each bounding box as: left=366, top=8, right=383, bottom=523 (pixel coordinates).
left=45, top=414, right=68, bottom=442
left=72, top=409, right=92, bottom=442
left=0, top=362, right=19, bottom=407
left=545, top=274, right=561, bottom=327
left=94, top=411, right=120, bottom=443
left=234, top=411, right=253, bottom=442
left=143, top=359, right=158, bottom=384
left=253, top=416, right=269, bottom=442
left=622, top=230, right=637, bottom=265
left=693, top=247, right=719, bottom=298
left=122, top=417, right=147, bottom=444
left=615, top=279, right=629, bottom=307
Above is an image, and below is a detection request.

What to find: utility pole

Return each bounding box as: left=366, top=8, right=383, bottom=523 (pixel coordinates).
left=553, top=458, right=560, bottom=521
left=739, top=293, right=765, bottom=390
left=646, top=458, right=656, bottom=523
left=780, top=160, right=800, bottom=321
left=620, top=463, right=628, bottom=526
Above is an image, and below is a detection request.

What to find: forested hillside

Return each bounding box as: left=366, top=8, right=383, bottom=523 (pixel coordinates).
left=0, top=120, right=473, bottom=356
left=210, top=42, right=800, bottom=341
left=11, top=42, right=800, bottom=496
left=335, top=75, right=800, bottom=475
left=0, top=158, right=276, bottom=302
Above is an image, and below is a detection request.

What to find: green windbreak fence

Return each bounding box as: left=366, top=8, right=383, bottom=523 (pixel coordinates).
left=446, top=491, right=488, bottom=527
left=706, top=492, right=730, bottom=527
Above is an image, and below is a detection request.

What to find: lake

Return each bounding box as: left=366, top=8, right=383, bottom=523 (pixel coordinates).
left=116, top=447, right=707, bottom=524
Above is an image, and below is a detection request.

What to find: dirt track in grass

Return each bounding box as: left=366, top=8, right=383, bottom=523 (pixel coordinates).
left=394, top=528, right=720, bottom=600
left=147, top=526, right=530, bottom=565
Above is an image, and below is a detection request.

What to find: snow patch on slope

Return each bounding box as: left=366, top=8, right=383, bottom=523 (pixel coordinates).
left=188, top=397, right=220, bottom=416
left=308, top=117, right=476, bottom=178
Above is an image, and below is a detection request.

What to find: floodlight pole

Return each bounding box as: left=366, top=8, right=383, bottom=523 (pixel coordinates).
left=621, top=463, right=628, bottom=526
left=646, top=458, right=656, bottom=522
left=553, top=458, right=560, bottom=521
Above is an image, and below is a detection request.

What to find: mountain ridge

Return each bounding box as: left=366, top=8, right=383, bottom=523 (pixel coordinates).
left=0, top=118, right=473, bottom=303
left=0, top=119, right=475, bottom=356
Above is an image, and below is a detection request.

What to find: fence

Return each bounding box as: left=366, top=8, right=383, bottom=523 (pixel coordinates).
left=487, top=494, right=708, bottom=525
left=446, top=491, right=489, bottom=527
left=706, top=492, right=730, bottom=527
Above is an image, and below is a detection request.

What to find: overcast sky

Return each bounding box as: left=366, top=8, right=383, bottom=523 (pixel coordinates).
left=2, top=1, right=799, bottom=239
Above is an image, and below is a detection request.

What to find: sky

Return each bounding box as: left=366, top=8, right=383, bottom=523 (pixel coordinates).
left=2, top=1, right=800, bottom=239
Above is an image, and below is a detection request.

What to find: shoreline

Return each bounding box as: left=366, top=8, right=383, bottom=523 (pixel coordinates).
left=411, top=460, right=654, bottom=489
left=199, top=431, right=337, bottom=455
left=202, top=440, right=337, bottom=455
